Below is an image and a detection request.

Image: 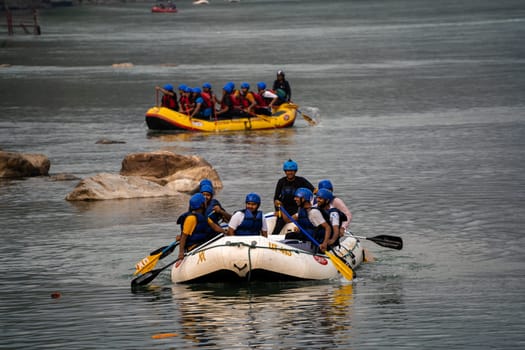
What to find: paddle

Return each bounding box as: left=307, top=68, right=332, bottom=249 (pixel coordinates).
left=131, top=257, right=180, bottom=288
left=347, top=232, right=403, bottom=250
left=150, top=241, right=181, bottom=258
left=131, top=233, right=225, bottom=288
left=133, top=241, right=179, bottom=276
left=279, top=206, right=354, bottom=281
left=297, top=109, right=317, bottom=126
left=247, top=110, right=275, bottom=125
left=133, top=210, right=222, bottom=275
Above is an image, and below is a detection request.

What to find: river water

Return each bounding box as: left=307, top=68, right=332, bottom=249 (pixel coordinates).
left=1, top=0, right=525, bottom=348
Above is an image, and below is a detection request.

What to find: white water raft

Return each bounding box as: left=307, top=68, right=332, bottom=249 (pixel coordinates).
left=171, top=231, right=364, bottom=283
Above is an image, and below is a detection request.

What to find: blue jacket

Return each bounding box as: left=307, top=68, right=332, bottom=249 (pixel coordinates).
left=235, top=209, right=263, bottom=235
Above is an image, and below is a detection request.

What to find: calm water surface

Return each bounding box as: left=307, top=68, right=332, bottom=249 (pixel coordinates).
left=1, top=0, right=525, bottom=348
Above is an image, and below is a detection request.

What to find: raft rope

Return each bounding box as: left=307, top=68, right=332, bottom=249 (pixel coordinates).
left=185, top=239, right=361, bottom=281
left=186, top=240, right=318, bottom=282
left=187, top=241, right=314, bottom=256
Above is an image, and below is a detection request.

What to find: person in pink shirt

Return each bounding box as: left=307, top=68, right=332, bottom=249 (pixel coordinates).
left=317, top=179, right=352, bottom=234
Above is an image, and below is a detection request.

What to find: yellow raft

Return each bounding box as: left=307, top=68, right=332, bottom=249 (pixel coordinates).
left=145, top=102, right=298, bottom=132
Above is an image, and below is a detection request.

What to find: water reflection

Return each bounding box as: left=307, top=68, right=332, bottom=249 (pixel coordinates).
left=146, top=127, right=298, bottom=146
left=66, top=196, right=188, bottom=227
left=166, top=282, right=355, bottom=348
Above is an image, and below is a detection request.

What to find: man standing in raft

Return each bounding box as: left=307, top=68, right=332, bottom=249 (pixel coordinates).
left=271, top=159, right=314, bottom=235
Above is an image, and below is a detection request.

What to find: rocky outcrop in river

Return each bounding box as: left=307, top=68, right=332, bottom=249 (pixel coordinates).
left=65, top=150, right=222, bottom=201
left=0, top=151, right=50, bottom=178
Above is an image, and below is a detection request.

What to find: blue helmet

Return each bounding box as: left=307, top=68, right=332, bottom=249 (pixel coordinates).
left=189, top=193, right=206, bottom=210
left=200, top=184, right=214, bottom=195
left=163, top=84, right=174, bottom=91
left=240, top=82, right=250, bottom=89
left=283, top=159, right=298, bottom=171
left=184, top=86, right=192, bottom=93
left=178, top=84, right=187, bottom=91
left=223, top=84, right=233, bottom=94
left=294, top=188, right=313, bottom=202
left=192, top=87, right=202, bottom=94
left=199, top=178, right=212, bottom=188
left=316, top=188, right=334, bottom=202
left=318, top=179, right=333, bottom=191
left=245, top=192, right=261, bottom=205
left=257, top=81, right=266, bottom=90
left=202, top=82, right=212, bottom=89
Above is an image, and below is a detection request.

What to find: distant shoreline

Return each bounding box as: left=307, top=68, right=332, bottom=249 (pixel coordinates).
left=1, top=0, right=152, bottom=11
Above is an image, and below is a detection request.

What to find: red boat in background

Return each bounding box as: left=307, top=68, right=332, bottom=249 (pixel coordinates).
left=151, top=2, right=178, bottom=13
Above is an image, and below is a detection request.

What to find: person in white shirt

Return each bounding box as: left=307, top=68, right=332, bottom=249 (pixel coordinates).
left=227, top=193, right=268, bottom=237
left=317, top=179, right=352, bottom=233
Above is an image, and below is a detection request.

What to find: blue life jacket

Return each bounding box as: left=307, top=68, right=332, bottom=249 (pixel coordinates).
left=205, top=198, right=222, bottom=224
left=195, top=96, right=212, bottom=118
left=235, top=209, right=263, bottom=235
left=176, top=211, right=210, bottom=246
left=203, top=107, right=212, bottom=117
left=297, top=207, right=325, bottom=243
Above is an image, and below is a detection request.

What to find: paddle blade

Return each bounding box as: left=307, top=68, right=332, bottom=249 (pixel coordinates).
left=302, top=113, right=317, bottom=126
left=133, top=253, right=162, bottom=276
left=131, top=257, right=181, bottom=289
left=134, top=242, right=180, bottom=275
left=326, top=251, right=354, bottom=281
left=369, top=235, right=403, bottom=250
left=131, top=268, right=162, bottom=288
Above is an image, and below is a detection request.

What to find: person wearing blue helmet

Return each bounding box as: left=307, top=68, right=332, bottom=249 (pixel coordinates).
left=155, top=83, right=179, bottom=111
left=179, top=86, right=195, bottom=115
left=227, top=192, right=268, bottom=237
left=176, top=193, right=226, bottom=261
left=201, top=83, right=218, bottom=117
left=317, top=179, right=352, bottom=233
left=253, top=81, right=271, bottom=115
left=271, top=159, right=314, bottom=235
left=177, top=84, right=188, bottom=111
left=225, top=82, right=244, bottom=111
left=284, top=187, right=331, bottom=252
left=315, top=188, right=349, bottom=249
left=190, top=87, right=213, bottom=120
left=238, top=82, right=257, bottom=115
left=200, top=183, right=231, bottom=224
left=215, top=83, right=236, bottom=119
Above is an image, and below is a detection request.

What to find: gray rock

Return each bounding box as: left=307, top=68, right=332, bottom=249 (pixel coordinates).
left=0, top=151, right=50, bottom=178
left=66, top=151, right=222, bottom=201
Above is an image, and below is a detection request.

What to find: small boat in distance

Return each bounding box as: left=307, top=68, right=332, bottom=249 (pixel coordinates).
left=151, top=2, right=178, bottom=13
